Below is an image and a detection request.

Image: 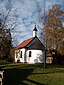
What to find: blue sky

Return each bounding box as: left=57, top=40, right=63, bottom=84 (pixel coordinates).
left=0, top=0, right=64, bottom=46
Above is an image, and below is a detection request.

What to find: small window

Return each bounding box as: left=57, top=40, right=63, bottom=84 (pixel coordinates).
left=16, top=52, right=18, bottom=58
left=20, top=51, right=22, bottom=58
left=29, top=51, right=31, bottom=57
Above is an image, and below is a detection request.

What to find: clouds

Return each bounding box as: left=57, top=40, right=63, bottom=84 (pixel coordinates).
left=0, top=0, right=64, bottom=46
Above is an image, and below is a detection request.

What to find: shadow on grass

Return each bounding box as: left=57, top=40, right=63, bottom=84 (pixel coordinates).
left=3, top=68, right=48, bottom=85
left=26, top=79, right=48, bottom=85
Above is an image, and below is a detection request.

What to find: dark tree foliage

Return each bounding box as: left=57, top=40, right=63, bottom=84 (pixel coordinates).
left=0, top=21, right=12, bottom=59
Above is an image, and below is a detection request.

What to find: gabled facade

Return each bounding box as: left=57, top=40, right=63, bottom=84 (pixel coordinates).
left=15, top=26, right=45, bottom=64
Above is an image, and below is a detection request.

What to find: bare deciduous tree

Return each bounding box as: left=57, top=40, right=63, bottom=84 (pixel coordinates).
left=0, top=0, right=19, bottom=59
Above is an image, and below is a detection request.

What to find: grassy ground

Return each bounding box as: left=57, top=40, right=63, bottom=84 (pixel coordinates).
left=0, top=62, right=64, bottom=85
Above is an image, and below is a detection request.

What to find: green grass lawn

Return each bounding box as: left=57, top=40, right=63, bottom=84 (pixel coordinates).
left=0, top=62, right=64, bottom=85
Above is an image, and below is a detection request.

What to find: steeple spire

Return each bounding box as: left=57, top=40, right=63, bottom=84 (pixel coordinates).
left=33, top=25, right=37, bottom=37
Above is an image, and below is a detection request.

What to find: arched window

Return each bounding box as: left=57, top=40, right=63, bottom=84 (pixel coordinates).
left=20, top=51, right=22, bottom=58
left=29, top=51, right=31, bottom=57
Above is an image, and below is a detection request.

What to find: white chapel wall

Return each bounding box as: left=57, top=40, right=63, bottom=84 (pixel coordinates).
left=26, top=50, right=45, bottom=64
left=15, top=48, right=26, bottom=63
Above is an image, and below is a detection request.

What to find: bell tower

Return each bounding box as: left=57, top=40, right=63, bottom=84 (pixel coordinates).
left=33, top=25, right=37, bottom=37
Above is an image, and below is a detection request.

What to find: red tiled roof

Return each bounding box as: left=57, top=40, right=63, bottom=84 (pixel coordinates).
left=46, top=51, right=52, bottom=57
left=17, top=38, right=33, bottom=49
left=47, top=53, right=52, bottom=57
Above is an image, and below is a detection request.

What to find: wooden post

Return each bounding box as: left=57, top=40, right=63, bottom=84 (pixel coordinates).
left=0, top=71, right=4, bottom=85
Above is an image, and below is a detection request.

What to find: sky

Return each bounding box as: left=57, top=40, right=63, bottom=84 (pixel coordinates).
left=0, top=0, right=64, bottom=46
